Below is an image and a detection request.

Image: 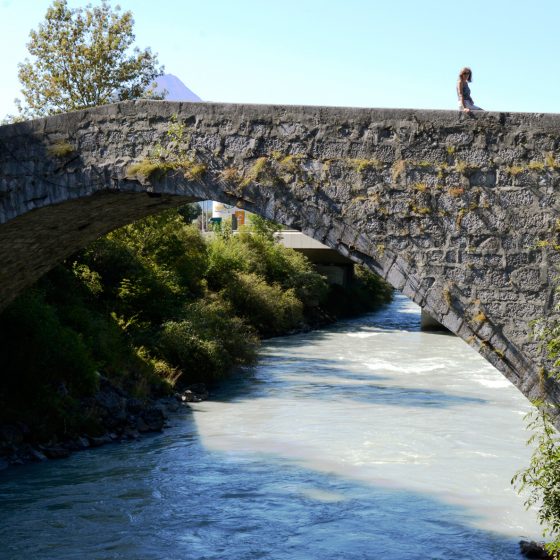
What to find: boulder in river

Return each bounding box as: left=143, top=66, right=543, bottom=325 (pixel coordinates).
left=179, top=383, right=209, bottom=403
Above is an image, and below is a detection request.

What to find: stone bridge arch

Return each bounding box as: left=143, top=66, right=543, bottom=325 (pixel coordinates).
left=2, top=100, right=560, bottom=409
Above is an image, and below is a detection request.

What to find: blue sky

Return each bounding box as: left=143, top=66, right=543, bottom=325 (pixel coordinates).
left=1, top=0, right=559, bottom=118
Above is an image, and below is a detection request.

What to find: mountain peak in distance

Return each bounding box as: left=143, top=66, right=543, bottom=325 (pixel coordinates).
left=153, top=74, right=202, bottom=102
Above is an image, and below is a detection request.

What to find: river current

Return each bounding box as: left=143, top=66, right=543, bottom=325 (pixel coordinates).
left=0, top=294, right=542, bottom=559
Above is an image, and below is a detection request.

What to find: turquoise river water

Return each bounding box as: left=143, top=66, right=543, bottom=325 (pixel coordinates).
left=0, top=294, right=543, bottom=559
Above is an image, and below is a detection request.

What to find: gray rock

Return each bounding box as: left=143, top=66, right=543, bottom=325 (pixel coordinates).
left=88, top=434, right=113, bottom=447
left=29, top=448, right=47, bottom=462
left=0, top=424, right=23, bottom=447
left=43, top=446, right=71, bottom=459
left=123, top=427, right=140, bottom=440
left=519, top=540, right=551, bottom=559
left=136, top=407, right=164, bottom=433
left=126, top=398, right=144, bottom=415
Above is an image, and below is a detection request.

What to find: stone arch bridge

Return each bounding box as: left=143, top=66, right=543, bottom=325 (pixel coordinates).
left=2, top=100, right=560, bottom=410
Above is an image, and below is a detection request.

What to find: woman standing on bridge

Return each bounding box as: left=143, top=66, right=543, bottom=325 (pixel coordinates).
left=457, top=67, right=483, bottom=112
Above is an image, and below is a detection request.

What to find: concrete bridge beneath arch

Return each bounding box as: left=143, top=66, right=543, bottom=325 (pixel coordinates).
left=2, top=100, right=560, bottom=410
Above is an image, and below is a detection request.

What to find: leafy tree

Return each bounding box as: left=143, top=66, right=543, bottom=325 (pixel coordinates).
left=512, top=290, right=560, bottom=558
left=512, top=403, right=560, bottom=558
left=177, top=203, right=202, bottom=225
left=15, top=0, right=163, bottom=118
left=248, top=214, right=283, bottom=242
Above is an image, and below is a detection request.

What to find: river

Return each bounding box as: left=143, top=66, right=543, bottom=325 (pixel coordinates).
left=0, top=294, right=542, bottom=559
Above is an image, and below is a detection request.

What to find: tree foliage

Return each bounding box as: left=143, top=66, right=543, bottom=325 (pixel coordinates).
left=512, top=403, right=560, bottom=558
left=15, top=0, right=163, bottom=118
left=511, top=276, right=560, bottom=557
left=0, top=205, right=393, bottom=442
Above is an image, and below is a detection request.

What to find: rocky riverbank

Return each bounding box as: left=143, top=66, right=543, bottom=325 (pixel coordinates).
left=0, top=377, right=209, bottom=470
left=520, top=540, right=553, bottom=559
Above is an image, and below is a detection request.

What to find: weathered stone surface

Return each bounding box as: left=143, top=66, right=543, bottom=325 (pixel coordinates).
left=2, top=101, right=560, bottom=411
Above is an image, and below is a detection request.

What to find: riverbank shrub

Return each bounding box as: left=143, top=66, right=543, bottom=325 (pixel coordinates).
left=222, top=272, right=304, bottom=336
left=0, top=288, right=98, bottom=439
left=513, top=403, right=560, bottom=559
left=0, top=206, right=393, bottom=444
left=158, top=298, right=258, bottom=383
left=512, top=264, right=560, bottom=558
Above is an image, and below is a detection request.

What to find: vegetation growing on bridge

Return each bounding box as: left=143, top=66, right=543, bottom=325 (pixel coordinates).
left=47, top=140, right=74, bottom=158
left=126, top=116, right=207, bottom=182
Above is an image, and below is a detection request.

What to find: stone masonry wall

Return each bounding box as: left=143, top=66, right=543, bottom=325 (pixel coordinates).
left=1, top=100, right=560, bottom=409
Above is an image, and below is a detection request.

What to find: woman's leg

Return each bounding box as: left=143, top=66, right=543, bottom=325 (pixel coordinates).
left=466, top=99, right=483, bottom=111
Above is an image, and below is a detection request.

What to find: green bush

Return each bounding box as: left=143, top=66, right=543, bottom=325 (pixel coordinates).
left=222, top=271, right=304, bottom=336
left=0, top=208, right=394, bottom=444
left=247, top=213, right=283, bottom=241
left=513, top=404, right=560, bottom=558
left=239, top=231, right=329, bottom=308
left=108, top=212, right=208, bottom=297
left=157, top=297, right=258, bottom=383
left=0, top=289, right=99, bottom=438
left=0, top=289, right=98, bottom=397
left=205, top=234, right=261, bottom=289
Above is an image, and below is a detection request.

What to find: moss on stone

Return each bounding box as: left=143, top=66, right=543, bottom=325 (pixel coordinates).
left=348, top=158, right=383, bottom=173
left=220, top=167, right=242, bottom=183
left=443, top=285, right=453, bottom=306
left=126, top=158, right=206, bottom=182
left=391, top=159, right=406, bottom=183
left=241, top=157, right=270, bottom=187
left=126, top=160, right=173, bottom=180
left=545, top=152, right=560, bottom=169
left=278, top=154, right=302, bottom=174
left=455, top=160, right=477, bottom=175
left=126, top=116, right=207, bottom=183
left=184, top=162, right=207, bottom=181
left=448, top=186, right=464, bottom=197
left=529, top=161, right=545, bottom=171
left=47, top=140, right=74, bottom=158
left=411, top=204, right=431, bottom=215
left=506, top=165, right=525, bottom=176
left=456, top=208, right=466, bottom=227
left=437, top=163, right=449, bottom=180
left=473, top=311, right=487, bottom=323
